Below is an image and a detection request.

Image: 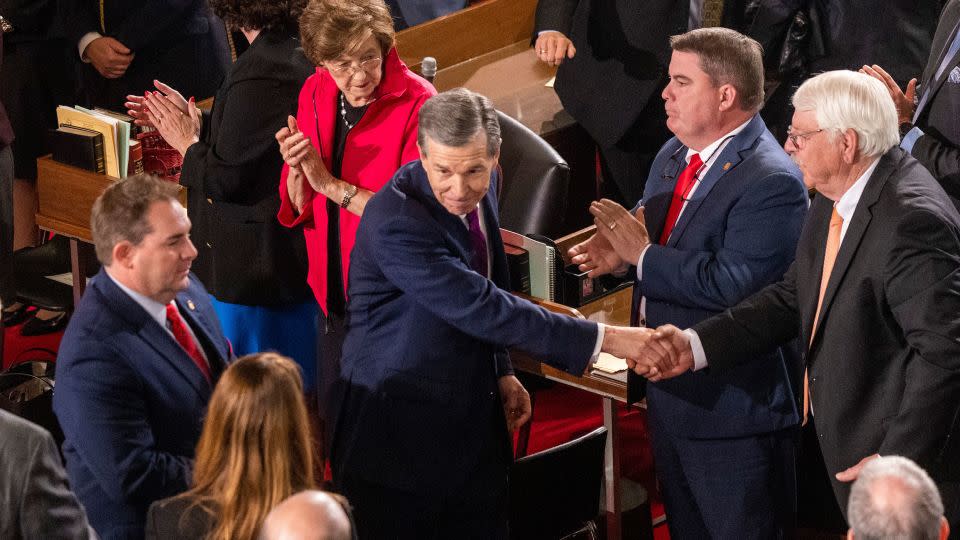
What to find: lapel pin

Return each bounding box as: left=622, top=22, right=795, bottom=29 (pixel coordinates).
left=187, top=300, right=196, bottom=311
left=722, top=162, right=732, bottom=171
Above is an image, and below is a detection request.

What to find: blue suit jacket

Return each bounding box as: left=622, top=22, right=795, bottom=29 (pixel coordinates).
left=628, top=114, right=808, bottom=438
left=53, top=270, right=231, bottom=540
left=330, top=161, right=599, bottom=496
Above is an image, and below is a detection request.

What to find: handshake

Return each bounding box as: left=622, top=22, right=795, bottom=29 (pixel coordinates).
left=600, top=324, right=696, bottom=381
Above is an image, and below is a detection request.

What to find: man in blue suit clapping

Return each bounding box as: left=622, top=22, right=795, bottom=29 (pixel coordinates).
left=54, top=174, right=232, bottom=540
left=569, top=27, right=809, bottom=539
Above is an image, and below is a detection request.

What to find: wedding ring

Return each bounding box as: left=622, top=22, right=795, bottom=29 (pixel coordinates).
left=609, top=222, right=618, bottom=230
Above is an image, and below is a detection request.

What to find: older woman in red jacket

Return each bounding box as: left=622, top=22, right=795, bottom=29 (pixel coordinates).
left=276, top=0, right=435, bottom=443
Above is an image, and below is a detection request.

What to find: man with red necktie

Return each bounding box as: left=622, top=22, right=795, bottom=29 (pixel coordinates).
left=54, top=174, right=232, bottom=540
left=569, top=27, right=808, bottom=538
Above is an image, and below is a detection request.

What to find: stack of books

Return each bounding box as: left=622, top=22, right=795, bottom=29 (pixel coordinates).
left=51, top=106, right=142, bottom=177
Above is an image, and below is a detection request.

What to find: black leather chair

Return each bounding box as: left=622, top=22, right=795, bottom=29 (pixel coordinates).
left=496, top=111, right=571, bottom=239
left=509, top=426, right=607, bottom=540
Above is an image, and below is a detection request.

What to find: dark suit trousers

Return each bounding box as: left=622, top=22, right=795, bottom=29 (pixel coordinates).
left=797, top=416, right=848, bottom=534
left=598, top=90, right=672, bottom=206
left=336, top=399, right=509, bottom=540
left=649, top=411, right=797, bottom=539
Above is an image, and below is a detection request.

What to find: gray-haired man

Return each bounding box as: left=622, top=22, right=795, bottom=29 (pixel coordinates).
left=327, top=88, right=668, bottom=539
left=848, top=456, right=950, bottom=540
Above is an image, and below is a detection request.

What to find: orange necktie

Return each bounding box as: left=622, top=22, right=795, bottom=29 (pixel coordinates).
left=802, top=207, right=843, bottom=425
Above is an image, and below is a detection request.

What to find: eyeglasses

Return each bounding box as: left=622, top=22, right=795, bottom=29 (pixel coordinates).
left=327, top=56, right=382, bottom=77
left=786, top=127, right=824, bottom=149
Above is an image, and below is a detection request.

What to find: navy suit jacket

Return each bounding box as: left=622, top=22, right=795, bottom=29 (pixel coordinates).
left=330, top=161, right=599, bottom=496
left=910, top=0, right=960, bottom=198
left=53, top=270, right=231, bottom=540
left=627, top=114, right=808, bottom=438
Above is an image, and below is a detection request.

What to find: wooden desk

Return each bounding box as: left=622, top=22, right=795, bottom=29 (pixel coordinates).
left=35, top=156, right=186, bottom=305
left=509, top=226, right=648, bottom=540
left=396, top=0, right=597, bottom=232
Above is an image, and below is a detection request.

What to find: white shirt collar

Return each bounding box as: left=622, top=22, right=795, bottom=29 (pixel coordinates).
left=834, top=157, right=880, bottom=240
left=104, top=269, right=170, bottom=328
left=684, top=117, right=752, bottom=169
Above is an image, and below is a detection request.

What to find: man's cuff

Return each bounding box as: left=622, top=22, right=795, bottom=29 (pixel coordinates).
left=537, top=30, right=559, bottom=36
left=635, top=243, right=652, bottom=281
left=684, top=328, right=708, bottom=371
left=78, top=32, right=101, bottom=62
left=590, top=323, right=605, bottom=361
left=900, top=127, right=924, bottom=153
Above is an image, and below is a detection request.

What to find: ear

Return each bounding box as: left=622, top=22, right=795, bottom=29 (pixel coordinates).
left=112, top=241, right=136, bottom=269
left=939, top=516, right=949, bottom=540
left=847, top=529, right=855, bottom=540
left=417, top=142, right=427, bottom=162
left=841, top=128, right=860, bottom=163
left=718, top=84, right=738, bottom=112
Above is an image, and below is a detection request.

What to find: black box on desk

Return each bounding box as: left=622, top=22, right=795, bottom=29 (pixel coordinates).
left=561, top=264, right=632, bottom=307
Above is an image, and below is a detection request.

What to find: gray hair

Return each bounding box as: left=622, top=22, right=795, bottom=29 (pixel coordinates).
left=792, top=70, right=899, bottom=158
left=90, top=174, right=181, bottom=266
left=417, top=88, right=501, bottom=157
left=847, top=456, right=944, bottom=540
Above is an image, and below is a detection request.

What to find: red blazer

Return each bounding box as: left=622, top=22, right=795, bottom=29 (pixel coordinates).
left=278, top=48, right=435, bottom=313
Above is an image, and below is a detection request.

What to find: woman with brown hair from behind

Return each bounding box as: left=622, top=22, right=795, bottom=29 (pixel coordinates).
left=145, top=352, right=316, bottom=540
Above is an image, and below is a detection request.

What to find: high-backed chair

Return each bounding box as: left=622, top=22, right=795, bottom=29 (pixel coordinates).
left=496, top=110, right=571, bottom=238
left=509, top=426, right=607, bottom=540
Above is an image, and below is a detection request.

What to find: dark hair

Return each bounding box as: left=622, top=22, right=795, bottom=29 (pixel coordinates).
left=299, top=0, right=395, bottom=65
left=208, top=0, right=307, bottom=32
left=418, top=88, right=501, bottom=156
left=670, top=27, right=765, bottom=111
left=90, top=174, right=181, bottom=265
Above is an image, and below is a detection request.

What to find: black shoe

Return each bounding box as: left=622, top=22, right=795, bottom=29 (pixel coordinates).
left=1, top=303, right=30, bottom=326
left=20, top=310, right=69, bottom=336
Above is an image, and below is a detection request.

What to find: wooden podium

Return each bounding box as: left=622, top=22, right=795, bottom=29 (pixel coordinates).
left=35, top=156, right=186, bottom=305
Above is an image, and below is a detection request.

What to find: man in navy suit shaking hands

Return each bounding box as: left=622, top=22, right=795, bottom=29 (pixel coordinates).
left=329, top=88, right=668, bottom=539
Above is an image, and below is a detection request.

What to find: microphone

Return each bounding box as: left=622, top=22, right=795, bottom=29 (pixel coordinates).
left=421, top=56, right=437, bottom=84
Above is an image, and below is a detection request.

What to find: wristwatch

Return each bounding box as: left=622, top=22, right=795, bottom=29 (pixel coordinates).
left=340, top=184, right=359, bottom=208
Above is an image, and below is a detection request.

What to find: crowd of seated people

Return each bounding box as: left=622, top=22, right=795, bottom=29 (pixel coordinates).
left=2, top=0, right=960, bottom=539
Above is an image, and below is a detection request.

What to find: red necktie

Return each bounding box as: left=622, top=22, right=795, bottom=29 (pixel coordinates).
left=659, top=153, right=703, bottom=245
left=165, top=303, right=211, bottom=383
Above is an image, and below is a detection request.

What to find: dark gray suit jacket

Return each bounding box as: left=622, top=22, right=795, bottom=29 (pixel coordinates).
left=694, top=147, right=960, bottom=529
left=0, top=410, right=96, bottom=540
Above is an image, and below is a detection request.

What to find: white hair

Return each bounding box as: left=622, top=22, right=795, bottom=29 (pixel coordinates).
left=792, top=70, right=899, bottom=158
left=847, top=456, right=944, bottom=540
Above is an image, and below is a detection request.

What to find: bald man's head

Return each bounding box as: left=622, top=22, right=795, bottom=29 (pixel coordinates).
left=260, top=491, right=352, bottom=540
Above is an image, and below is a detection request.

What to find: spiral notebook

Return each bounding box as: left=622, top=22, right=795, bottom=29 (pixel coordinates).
left=500, top=229, right=558, bottom=301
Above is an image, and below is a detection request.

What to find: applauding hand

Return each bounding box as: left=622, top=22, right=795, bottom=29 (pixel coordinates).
left=590, top=200, right=651, bottom=267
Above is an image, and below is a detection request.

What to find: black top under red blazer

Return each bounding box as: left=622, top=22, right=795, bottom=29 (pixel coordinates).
left=181, top=27, right=313, bottom=305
